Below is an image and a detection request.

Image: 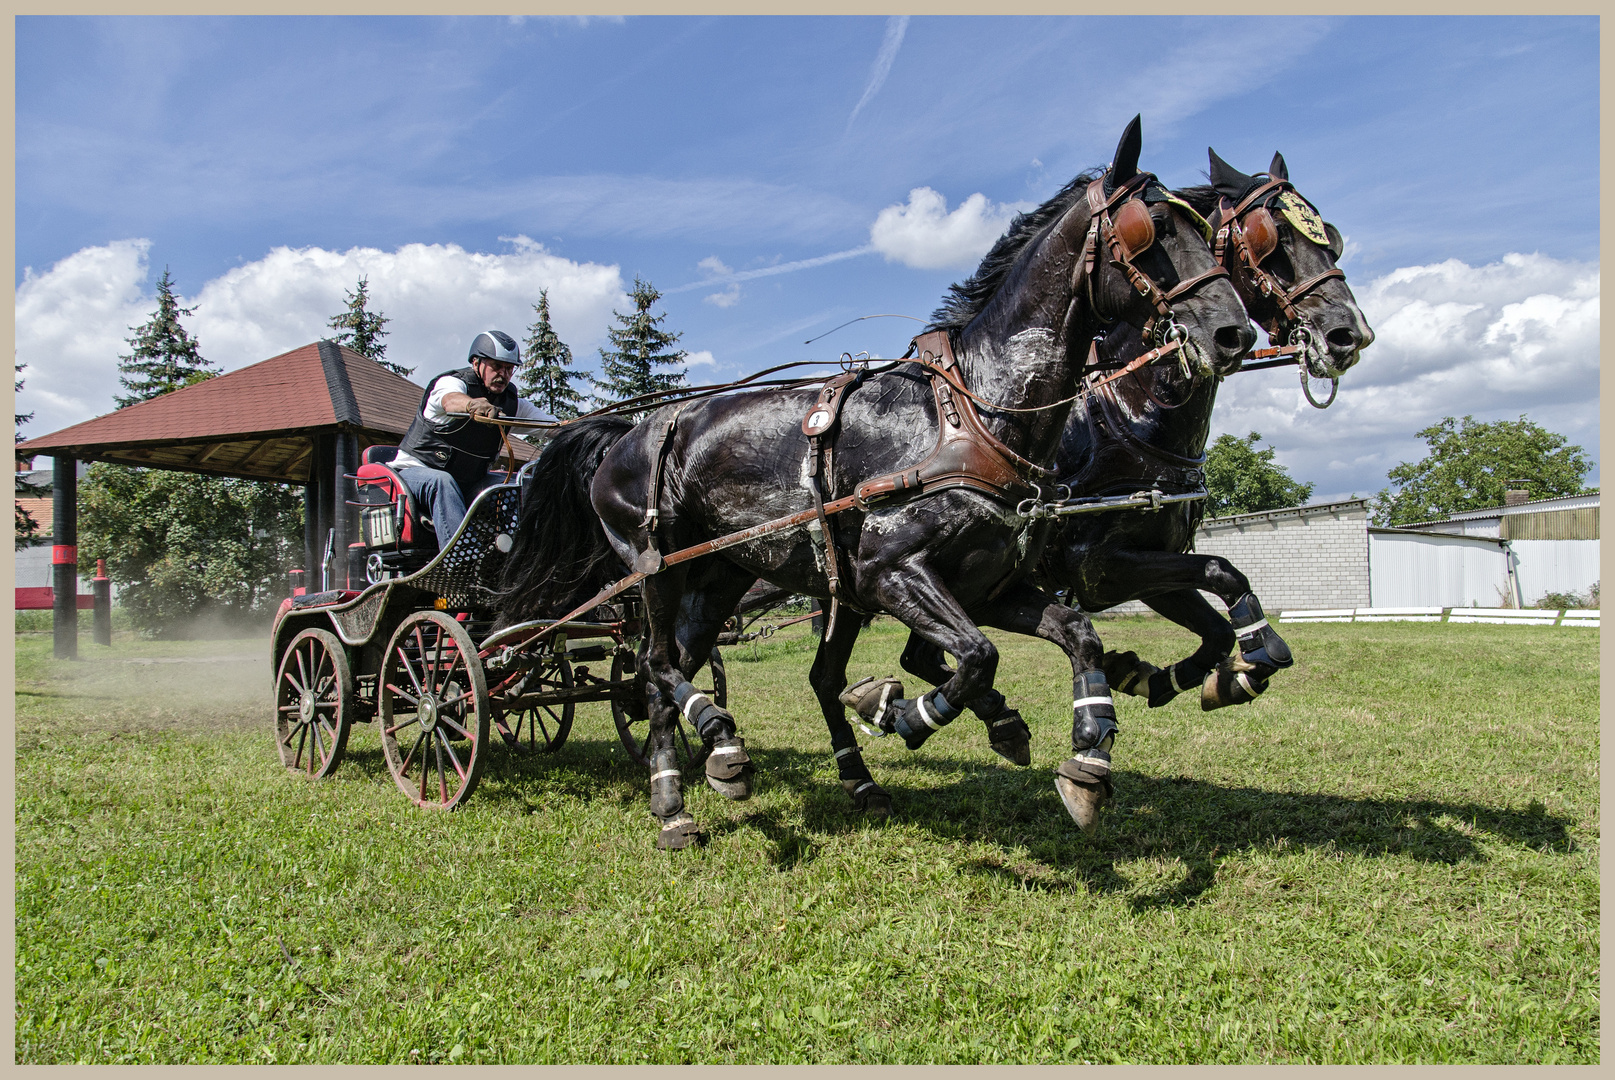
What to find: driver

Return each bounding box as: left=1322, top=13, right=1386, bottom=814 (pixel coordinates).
left=392, top=330, right=553, bottom=544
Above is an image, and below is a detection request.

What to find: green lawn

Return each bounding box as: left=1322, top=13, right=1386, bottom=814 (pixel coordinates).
left=14, top=616, right=1599, bottom=1063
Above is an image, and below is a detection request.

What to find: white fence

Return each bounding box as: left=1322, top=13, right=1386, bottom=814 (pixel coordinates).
left=1280, top=606, right=1599, bottom=628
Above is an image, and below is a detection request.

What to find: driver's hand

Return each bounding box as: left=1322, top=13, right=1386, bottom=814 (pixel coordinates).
left=467, top=398, right=502, bottom=420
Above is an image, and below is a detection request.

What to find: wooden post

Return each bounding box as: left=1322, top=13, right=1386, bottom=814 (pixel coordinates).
left=333, top=431, right=357, bottom=588
left=92, top=559, right=112, bottom=646
left=52, top=455, right=78, bottom=660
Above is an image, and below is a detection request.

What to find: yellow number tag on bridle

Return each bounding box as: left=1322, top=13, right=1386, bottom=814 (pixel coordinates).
left=1275, top=192, right=1330, bottom=247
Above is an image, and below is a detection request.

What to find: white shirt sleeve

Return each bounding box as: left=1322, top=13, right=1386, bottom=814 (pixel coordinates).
left=513, top=396, right=554, bottom=422
left=422, top=375, right=469, bottom=422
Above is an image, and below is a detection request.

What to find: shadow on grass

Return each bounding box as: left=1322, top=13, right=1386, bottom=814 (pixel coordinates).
left=332, top=729, right=1576, bottom=899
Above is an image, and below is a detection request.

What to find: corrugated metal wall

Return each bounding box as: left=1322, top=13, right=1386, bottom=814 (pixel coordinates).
left=1368, top=531, right=1512, bottom=608
left=1502, top=507, right=1600, bottom=540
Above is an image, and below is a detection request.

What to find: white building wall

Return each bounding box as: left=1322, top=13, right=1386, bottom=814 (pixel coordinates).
left=1193, top=502, right=1371, bottom=611
left=1367, top=531, right=1512, bottom=608
left=1510, top=539, right=1601, bottom=603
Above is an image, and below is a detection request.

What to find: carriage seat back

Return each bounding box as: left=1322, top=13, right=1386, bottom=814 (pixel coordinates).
left=356, top=445, right=430, bottom=547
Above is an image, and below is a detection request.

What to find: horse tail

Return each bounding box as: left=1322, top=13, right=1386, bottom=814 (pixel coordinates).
left=497, top=415, right=636, bottom=623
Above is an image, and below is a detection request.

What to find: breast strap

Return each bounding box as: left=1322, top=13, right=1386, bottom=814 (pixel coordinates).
left=850, top=331, right=1049, bottom=511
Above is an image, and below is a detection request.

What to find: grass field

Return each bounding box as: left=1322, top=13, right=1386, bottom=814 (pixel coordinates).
left=14, top=615, right=1599, bottom=1063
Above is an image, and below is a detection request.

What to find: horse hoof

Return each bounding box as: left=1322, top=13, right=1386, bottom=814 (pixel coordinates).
left=656, top=812, right=706, bottom=850
left=1200, top=657, right=1267, bottom=711
left=1054, top=775, right=1110, bottom=835
left=843, top=778, right=891, bottom=818
left=991, top=739, right=1031, bottom=767
left=704, top=737, right=754, bottom=801
left=839, top=676, right=905, bottom=725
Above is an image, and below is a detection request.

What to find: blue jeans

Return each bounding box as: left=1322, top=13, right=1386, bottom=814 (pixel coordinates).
left=396, top=467, right=500, bottom=547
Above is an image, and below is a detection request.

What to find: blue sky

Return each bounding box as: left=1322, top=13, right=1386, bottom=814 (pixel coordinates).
left=15, top=16, right=1600, bottom=500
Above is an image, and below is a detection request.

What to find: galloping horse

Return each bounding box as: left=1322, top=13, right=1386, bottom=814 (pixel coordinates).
left=892, top=149, right=1374, bottom=725
left=503, top=117, right=1253, bottom=847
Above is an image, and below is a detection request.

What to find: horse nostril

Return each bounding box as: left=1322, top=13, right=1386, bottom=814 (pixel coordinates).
left=1326, top=327, right=1358, bottom=352
left=1214, top=325, right=1254, bottom=356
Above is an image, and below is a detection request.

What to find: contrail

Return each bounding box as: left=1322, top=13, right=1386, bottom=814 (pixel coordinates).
left=846, top=16, right=910, bottom=133
left=667, top=245, right=877, bottom=295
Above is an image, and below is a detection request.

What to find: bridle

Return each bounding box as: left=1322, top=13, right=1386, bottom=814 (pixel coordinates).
left=1071, top=172, right=1230, bottom=361
left=1211, top=177, right=1348, bottom=407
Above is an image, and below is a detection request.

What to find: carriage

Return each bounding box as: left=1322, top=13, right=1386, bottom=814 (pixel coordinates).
left=268, top=442, right=724, bottom=809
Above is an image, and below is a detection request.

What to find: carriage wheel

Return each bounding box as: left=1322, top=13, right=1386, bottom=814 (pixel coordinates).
left=496, top=652, right=574, bottom=754
left=709, top=646, right=728, bottom=709
left=275, top=628, right=353, bottom=778
left=610, top=647, right=709, bottom=772
left=378, top=611, right=490, bottom=810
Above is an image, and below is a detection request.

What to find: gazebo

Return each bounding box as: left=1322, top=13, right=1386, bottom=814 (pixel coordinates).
left=16, top=340, right=538, bottom=657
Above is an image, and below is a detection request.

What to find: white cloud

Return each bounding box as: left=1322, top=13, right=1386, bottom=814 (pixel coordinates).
left=704, top=284, right=742, bottom=308
left=684, top=349, right=717, bottom=368
left=1209, top=252, right=1600, bottom=501
left=697, top=256, right=732, bottom=277
left=847, top=15, right=910, bottom=132
left=869, top=188, right=1034, bottom=271
left=16, top=236, right=626, bottom=438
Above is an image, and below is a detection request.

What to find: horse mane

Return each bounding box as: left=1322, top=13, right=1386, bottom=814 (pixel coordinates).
left=1171, top=183, right=1219, bottom=216
left=495, top=415, right=636, bottom=625
left=928, top=168, right=1106, bottom=333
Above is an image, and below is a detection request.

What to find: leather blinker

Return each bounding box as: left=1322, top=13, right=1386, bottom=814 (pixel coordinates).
left=1112, top=198, right=1156, bottom=260
left=1240, top=206, right=1278, bottom=265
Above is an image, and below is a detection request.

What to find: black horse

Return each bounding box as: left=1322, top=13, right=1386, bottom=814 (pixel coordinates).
left=503, top=117, right=1253, bottom=848
left=891, top=149, right=1374, bottom=723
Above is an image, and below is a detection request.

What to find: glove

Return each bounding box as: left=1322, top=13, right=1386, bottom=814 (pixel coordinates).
left=467, top=399, right=502, bottom=420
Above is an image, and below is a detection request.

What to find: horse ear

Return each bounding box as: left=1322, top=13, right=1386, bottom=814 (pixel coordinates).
left=1208, top=147, right=1256, bottom=201
left=1269, top=152, right=1289, bottom=181
left=1104, top=115, right=1143, bottom=195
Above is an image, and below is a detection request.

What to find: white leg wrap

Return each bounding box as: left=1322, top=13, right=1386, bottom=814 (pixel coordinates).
left=649, top=768, right=680, bottom=783
left=834, top=745, right=861, bottom=760
left=1235, top=671, right=1259, bottom=698
left=680, top=692, right=713, bottom=723
left=1171, top=665, right=1191, bottom=693
left=916, top=696, right=944, bottom=731
left=1073, top=695, right=1113, bottom=710
left=1237, top=617, right=1269, bottom=635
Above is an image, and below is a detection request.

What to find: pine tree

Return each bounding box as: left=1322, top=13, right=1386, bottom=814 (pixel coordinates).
left=114, top=269, right=218, bottom=408
left=519, top=290, right=589, bottom=419
left=327, top=276, right=411, bottom=376
left=14, top=360, right=46, bottom=549
left=593, top=277, right=687, bottom=410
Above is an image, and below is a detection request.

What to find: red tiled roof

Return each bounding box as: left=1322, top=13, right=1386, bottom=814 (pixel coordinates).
left=13, top=341, right=536, bottom=484
left=17, top=342, right=412, bottom=450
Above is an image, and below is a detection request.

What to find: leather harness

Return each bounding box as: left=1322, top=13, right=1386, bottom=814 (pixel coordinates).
left=1210, top=177, right=1345, bottom=341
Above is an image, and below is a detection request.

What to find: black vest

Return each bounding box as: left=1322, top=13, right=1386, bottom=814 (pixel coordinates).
left=399, top=366, right=521, bottom=489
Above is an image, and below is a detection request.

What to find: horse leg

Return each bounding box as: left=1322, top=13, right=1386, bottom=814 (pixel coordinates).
left=1085, top=549, right=1293, bottom=711
left=898, top=632, right=1031, bottom=766
left=809, top=612, right=892, bottom=817
left=1104, top=588, right=1235, bottom=707
left=863, top=566, right=1001, bottom=756
left=635, top=565, right=709, bottom=849
left=670, top=565, right=759, bottom=798
left=972, top=581, right=1115, bottom=835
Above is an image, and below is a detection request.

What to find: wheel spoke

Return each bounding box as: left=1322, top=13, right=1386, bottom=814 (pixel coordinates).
left=420, top=737, right=433, bottom=801
left=433, top=737, right=447, bottom=803
left=430, top=628, right=448, bottom=697
left=439, top=733, right=468, bottom=781
left=534, top=709, right=553, bottom=746
left=293, top=644, right=311, bottom=696
left=400, top=729, right=426, bottom=776
left=309, top=721, right=325, bottom=773
left=437, top=713, right=472, bottom=741
left=294, top=724, right=309, bottom=769
left=384, top=682, right=420, bottom=708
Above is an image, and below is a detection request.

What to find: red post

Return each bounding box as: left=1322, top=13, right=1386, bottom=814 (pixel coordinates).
left=93, top=558, right=112, bottom=646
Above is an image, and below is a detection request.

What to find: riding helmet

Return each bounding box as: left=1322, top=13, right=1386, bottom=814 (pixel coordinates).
left=468, top=330, right=520, bottom=367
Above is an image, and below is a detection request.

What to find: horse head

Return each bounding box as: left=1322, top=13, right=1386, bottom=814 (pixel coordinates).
left=1065, top=116, right=1255, bottom=379
left=1205, top=148, right=1375, bottom=379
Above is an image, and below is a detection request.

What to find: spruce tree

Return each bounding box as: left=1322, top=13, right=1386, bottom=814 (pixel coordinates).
left=327, top=276, right=411, bottom=376
left=519, top=290, right=589, bottom=419
left=594, top=277, right=687, bottom=410
left=114, top=269, right=218, bottom=408
left=14, top=361, right=45, bottom=549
